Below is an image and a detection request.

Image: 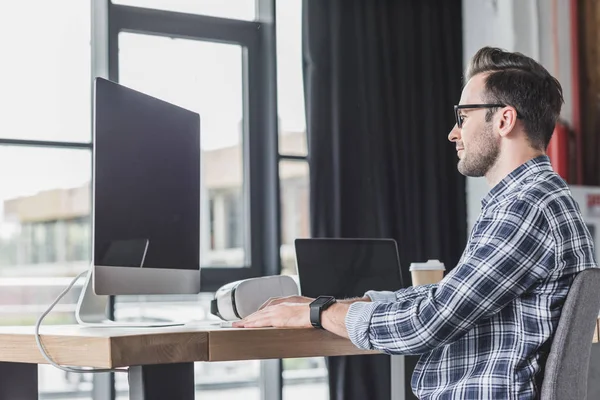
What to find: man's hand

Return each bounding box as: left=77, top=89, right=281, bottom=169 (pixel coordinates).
left=232, top=303, right=311, bottom=328
left=258, top=295, right=370, bottom=311
left=232, top=295, right=370, bottom=335
left=258, top=295, right=314, bottom=311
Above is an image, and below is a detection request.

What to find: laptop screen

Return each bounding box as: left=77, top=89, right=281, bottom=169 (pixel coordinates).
left=294, top=238, right=404, bottom=299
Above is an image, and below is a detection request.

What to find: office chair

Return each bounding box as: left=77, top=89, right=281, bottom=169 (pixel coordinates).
left=540, top=268, right=600, bottom=399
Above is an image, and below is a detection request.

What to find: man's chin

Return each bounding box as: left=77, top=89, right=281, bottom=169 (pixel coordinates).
left=457, top=160, right=467, bottom=175
left=457, top=160, right=485, bottom=178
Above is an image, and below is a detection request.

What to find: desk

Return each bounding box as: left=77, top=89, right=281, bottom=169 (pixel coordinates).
left=0, top=324, right=380, bottom=400
left=4, top=320, right=599, bottom=400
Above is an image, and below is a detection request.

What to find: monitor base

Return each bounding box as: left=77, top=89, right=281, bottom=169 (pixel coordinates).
left=75, top=267, right=184, bottom=328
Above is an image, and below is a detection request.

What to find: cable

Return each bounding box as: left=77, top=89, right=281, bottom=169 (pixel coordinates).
left=35, top=270, right=128, bottom=374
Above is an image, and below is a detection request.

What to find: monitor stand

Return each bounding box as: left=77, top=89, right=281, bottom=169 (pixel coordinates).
left=75, top=267, right=184, bottom=328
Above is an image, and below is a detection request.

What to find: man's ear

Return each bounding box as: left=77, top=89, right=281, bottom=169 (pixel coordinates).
left=497, top=106, right=518, bottom=138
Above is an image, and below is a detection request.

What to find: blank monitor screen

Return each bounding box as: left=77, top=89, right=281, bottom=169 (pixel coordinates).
left=295, top=238, right=404, bottom=299
left=93, top=78, right=200, bottom=271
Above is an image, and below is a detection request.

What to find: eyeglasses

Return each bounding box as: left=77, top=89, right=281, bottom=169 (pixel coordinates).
left=454, top=103, right=507, bottom=128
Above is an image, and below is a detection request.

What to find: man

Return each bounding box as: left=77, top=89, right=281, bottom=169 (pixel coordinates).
left=232, top=47, right=597, bottom=399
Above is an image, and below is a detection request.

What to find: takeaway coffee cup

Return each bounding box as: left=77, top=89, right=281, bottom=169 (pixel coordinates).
left=409, top=259, right=446, bottom=286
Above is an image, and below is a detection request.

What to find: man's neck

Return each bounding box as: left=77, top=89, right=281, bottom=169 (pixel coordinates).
left=485, top=149, right=545, bottom=188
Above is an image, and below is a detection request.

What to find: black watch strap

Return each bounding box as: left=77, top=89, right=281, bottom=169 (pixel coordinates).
left=310, top=304, right=321, bottom=329
left=310, top=296, right=336, bottom=329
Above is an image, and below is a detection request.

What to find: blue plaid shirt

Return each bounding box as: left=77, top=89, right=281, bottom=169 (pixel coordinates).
left=346, top=156, right=597, bottom=399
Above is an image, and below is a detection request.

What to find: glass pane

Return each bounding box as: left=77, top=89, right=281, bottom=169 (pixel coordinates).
left=279, top=161, right=325, bottom=399
left=280, top=161, right=310, bottom=276
left=283, top=358, right=328, bottom=400
left=118, top=32, right=258, bottom=399
left=112, top=0, right=256, bottom=21
left=119, top=32, right=248, bottom=268
left=0, top=1, right=91, bottom=142
left=0, top=146, right=92, bottom=398
left=277, top=0, right=307, bottom=156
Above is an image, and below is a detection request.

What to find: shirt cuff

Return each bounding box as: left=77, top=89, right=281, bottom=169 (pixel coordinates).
left=364, top=290, right=396, bottom=302
left=345, top=301, right=382, bottom=350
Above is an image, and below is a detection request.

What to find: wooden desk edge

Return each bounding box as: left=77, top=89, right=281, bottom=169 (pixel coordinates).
left=0, top=327, right=377, bottom=368
left=206, top=328, right=380, bottom=362
left=0, top=333, right=113, bottom=368
left=0, top=330, right=211, bottom=369
left=110, top=331, right=210, bottom=368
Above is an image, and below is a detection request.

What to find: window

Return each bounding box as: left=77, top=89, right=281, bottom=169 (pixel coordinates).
left=224, top=190, right=244, bottom=249
left=0, top=0, right=91, bottom=142
left=112, top=4, right=267, bottom=398
left=277, top=0, right=307, bottom=156
left=275, top=1, right=326, bottom=398
left=280, top=161, right=310, bottom=276
left=118, top=32, right=248, bottom=268
left=31, top=221, right=56, bottom=263
left=282, top=358, right=328, bottom=400
left=276, top=0, right=310, bottom=276
left=0, top=147, right=92, bottom=398
left=1, top=0, right=309, bottom=398
left=0, top=1, right=93, bottom=396
left=111, top=0, right=256, bottom=20
left=0, top=146, right=91, bottom=308
left=66, top=216, right=92, bottom=262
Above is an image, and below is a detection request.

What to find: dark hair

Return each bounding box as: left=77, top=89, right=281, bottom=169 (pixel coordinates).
left=466, top=46, right=564, bottom=150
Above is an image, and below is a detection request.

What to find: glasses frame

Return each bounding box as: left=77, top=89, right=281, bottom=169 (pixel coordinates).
left=454, top=103, right=506, bottom=128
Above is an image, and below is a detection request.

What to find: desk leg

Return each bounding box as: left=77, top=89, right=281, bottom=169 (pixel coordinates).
left=0, top=362, right=38, bottom=400
left=391, top=355, right=405, bottom=400
left=129, top=362, right=195, bottom=400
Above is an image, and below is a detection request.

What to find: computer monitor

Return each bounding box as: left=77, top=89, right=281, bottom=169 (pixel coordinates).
left=294, top=238, right=404, bottom=299
left=91, top=77, right=201, bottom=296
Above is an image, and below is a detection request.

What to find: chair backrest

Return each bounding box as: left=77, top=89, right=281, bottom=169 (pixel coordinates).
left=541, top=268, right=600, bottom=400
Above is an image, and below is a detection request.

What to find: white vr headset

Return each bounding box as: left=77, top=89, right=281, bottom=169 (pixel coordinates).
left=210, top=275, right=300, bottom=321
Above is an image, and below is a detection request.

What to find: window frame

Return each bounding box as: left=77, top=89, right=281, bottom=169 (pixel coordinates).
left=105, top=1, right=284, bottom=400
left=106, top=2, right=281, bottom=293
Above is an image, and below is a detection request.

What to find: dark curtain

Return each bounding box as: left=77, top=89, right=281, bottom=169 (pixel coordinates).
left=302, top=1, right=465, bottom=399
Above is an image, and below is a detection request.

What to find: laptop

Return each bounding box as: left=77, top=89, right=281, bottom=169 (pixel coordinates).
left=294, top=238, right=405, bottom=299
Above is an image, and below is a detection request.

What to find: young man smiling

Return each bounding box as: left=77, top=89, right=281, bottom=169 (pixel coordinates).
left=232, top=47, right=598, bottom=399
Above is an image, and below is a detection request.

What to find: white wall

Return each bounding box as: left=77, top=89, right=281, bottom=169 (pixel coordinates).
left=461, top=0, right=574, bottom=232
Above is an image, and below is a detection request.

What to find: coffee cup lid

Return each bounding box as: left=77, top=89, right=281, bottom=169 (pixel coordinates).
left=409, top=259, right=446, bottom=271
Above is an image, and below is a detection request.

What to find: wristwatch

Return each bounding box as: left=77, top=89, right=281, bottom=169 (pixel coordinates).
left=309, top=296, right=337, bottom=329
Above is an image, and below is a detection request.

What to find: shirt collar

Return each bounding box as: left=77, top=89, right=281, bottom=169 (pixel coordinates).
left=481, top=155, right=553, bottom=209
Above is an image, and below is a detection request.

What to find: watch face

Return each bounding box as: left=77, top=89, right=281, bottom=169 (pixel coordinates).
left=310, top=296, right=335, bottom=329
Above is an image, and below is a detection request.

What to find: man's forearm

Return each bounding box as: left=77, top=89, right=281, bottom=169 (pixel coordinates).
left=319, top=297, right=370, bottom=338
left=321, top=296, right=370, bottom=337
left=321, top=302, right=352, bottom=338
left=338, top=296, right=371, bottom=304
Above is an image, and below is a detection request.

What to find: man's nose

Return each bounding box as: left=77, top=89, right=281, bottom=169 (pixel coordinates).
left=448, top=125, right=460, bottom=142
